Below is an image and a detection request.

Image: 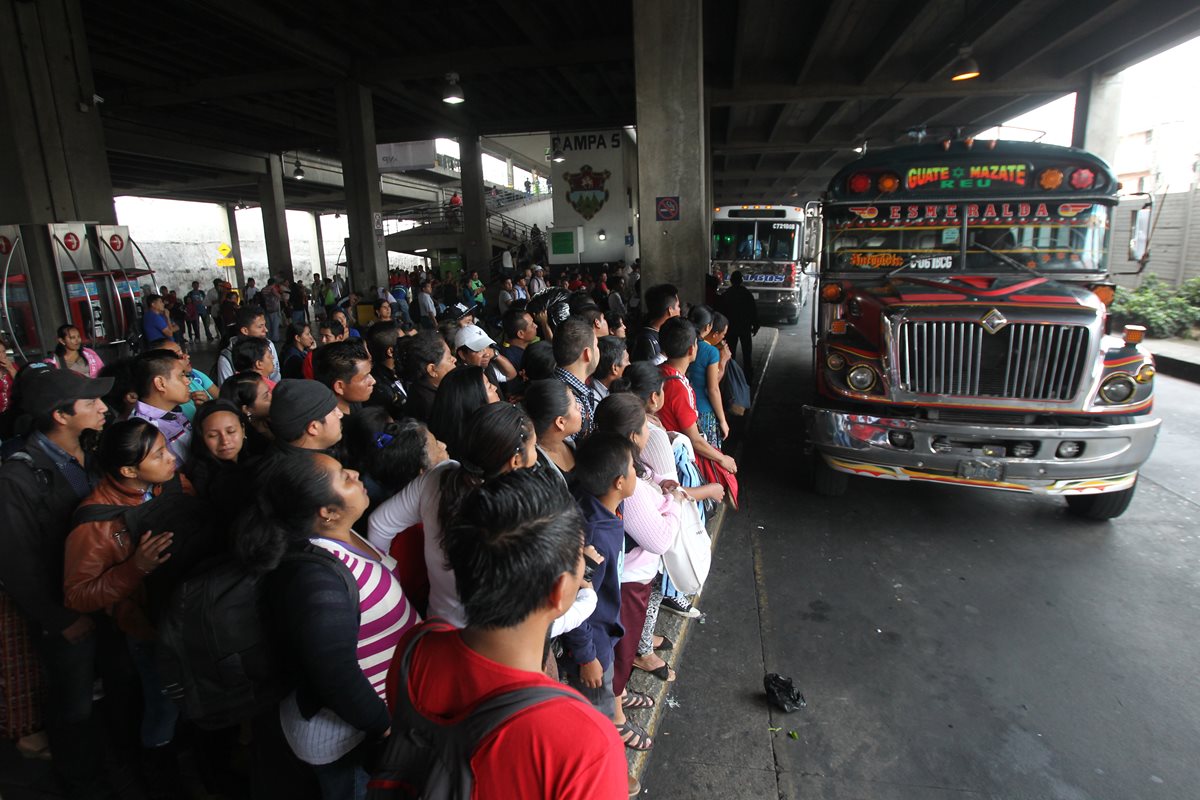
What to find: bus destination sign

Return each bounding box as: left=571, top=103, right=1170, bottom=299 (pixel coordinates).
left=905, top=163, right=1028, bottom=191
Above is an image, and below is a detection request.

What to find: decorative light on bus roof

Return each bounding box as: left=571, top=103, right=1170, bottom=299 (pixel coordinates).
left=1038, top=168, right=1064, bottom=190
left=1070, top=168, right=1095, bottom=190
left=877, top=173, right=900, bottom=193
left=848, top=173, right=872, bottom=194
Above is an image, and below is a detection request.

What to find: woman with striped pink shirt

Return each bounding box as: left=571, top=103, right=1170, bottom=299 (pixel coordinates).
left=237, top=453, right=419, bottom=800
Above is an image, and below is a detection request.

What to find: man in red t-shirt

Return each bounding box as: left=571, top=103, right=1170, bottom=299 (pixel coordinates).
left=384, top=470, right=628, bottom=799
left=658, top=317, right=737, bottom=473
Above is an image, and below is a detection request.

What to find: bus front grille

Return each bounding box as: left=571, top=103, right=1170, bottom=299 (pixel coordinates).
left=895, top=321, right=1089, bottom=401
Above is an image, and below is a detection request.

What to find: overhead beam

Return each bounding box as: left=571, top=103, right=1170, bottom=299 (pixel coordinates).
left=987, top=0, right=1122, bottom=80
left=793, top=2, right=841, bottom=84
left=104, top=129, right=269, bottom=174
left=707, top=77, right=1084, bottom=106
left=190, top=0, right=353, bottom=74
left=114, top=171, right=257, bottom=196
left=1055, top=1, right=1200, bottom=77
left=858, top=3, right=939, bottom=84
left=713, top=139, right=857, bottom=155
left=108, top=69, right=334, bottom=108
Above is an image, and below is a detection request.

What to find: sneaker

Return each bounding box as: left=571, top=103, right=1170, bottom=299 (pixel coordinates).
left=660, top=595, right=700, bottom=618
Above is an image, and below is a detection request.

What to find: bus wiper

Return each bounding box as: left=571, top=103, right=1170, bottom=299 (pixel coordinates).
left=967, top=241, right=1040, bottom=276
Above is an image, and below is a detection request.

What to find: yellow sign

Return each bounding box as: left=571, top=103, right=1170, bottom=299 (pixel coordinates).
left=217, top=243, right=232, bottom=257
left=216, top=257, right=236, bottom=267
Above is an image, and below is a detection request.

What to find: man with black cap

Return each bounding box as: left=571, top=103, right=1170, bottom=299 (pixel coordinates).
left=0, top=367, right=112, bottom=796
left=268, top=379, right=345, bottom=455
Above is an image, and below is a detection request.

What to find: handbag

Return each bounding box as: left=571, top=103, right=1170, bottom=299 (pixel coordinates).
left=696, top=454, right=740, bottom=511
left=662, top=496, right=711, bottom=595
left=721, top=358, right=752, bottom=416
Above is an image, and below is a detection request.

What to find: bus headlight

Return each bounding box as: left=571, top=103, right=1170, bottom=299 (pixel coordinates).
left=846, top=365, right=876, bottom=392
left=1099, top=375, right=1136, bottom=404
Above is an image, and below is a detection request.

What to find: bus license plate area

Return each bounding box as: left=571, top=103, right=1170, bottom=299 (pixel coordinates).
left=957, top=459, right=1004, bottom=482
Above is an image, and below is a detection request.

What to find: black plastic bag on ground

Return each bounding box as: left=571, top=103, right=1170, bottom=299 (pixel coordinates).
left=764, top=673, right=806, bottom=713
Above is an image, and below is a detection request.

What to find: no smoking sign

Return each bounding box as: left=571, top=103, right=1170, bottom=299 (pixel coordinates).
left=655, top=196, right=680, bottom=222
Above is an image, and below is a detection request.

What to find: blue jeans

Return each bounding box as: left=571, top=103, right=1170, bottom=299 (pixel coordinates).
left=266, top=310, right=283, bottom=343
left=312, top=749, right=368, bottom=800
left=127, top=638, right=179, bottom=748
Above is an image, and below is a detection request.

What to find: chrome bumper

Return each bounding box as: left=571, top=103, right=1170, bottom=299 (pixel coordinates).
left=802, top=407, right=1161, bottom=495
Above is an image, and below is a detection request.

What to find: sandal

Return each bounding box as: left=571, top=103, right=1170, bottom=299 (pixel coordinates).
left=622, top=690, right=656, bottom=710
left=633, top=655, right=676, bottom=682
left=617, top=719, right=654, bottom=751
left=653, top=635, right=674, bottom=652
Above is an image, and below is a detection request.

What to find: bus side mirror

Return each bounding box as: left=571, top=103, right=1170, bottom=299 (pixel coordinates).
left=802, top=201, right=822, bottom=264
left=1129, top=204, right=1151, bottom=262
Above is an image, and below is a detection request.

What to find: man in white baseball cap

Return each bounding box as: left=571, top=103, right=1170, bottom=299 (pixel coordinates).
left=454, top=324, right=517, bottom=392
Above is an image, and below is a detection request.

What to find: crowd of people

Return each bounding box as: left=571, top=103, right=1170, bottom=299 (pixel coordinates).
left=0, top=261, right=752, bottom=800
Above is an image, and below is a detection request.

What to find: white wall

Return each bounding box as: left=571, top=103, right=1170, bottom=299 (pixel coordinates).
left=550, top=129, right=633, bottom=264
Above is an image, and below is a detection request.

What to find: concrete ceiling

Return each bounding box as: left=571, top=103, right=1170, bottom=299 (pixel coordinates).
left=82, top=0, right=1200, bottom=210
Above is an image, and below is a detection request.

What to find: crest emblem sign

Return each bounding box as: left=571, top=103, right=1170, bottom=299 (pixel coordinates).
left=563, top=165, right=612, bottom=220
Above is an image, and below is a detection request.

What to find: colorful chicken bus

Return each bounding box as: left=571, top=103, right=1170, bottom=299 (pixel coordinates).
left=710, top=204, right=812, bottom=324
left=802, top=140, right=1160, bottom=519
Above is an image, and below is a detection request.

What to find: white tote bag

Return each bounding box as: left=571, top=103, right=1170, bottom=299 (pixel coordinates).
left=662, top=496, right=711, bottom=595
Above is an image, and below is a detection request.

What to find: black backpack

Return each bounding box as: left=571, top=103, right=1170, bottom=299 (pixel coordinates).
left=367, top=623, right=585, bottom=799
left=155, top=546, right=358, bottom=731
left=70, top=476, right=223, bottom=615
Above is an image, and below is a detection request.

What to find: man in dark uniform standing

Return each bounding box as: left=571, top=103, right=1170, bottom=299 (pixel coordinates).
left=717, top=270, right=759, bottom=384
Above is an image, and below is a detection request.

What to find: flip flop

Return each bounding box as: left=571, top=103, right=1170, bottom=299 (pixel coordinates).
left=617, top=719, right=654, bottom=751
left=653, top=635, right=674, bottom=652
left=633, top=658, right=677, bottom=682
left=622, top=690, right=656, bottom=710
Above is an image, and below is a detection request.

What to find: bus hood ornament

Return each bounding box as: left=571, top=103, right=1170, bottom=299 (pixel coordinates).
left=980, top=308, right=1008, bottom=334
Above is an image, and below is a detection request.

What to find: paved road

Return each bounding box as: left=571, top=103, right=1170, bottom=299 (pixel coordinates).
left=643, top=325, right=1199, bottom=800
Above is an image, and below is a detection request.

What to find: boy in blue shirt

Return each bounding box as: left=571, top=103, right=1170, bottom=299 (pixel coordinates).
left=560, top=432, right=640, bottom=742
left=142, top=294, right=176, bottom=344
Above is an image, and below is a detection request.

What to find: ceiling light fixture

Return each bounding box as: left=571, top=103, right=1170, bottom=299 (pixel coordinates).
left=950, top=46, right=981, bottom=81
left=293, top=157, right=305, bottom=180
left=443, top=72, right=465, bottom=105
left=551, top=147, right=565, bottom=163
left=597, top=229, right=607, bottom=241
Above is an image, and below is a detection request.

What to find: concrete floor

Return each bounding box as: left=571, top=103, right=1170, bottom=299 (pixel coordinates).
left=642, top=325, right=1200, bottom=800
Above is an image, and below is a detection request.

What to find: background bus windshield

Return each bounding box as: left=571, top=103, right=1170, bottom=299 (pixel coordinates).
left=825, top=203, right=1109, bottom=274
left=712, top=221, right=798, bottom=261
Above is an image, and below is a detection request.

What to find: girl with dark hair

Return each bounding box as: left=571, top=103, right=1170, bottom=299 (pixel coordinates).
left=231, top=336, right=276, bottom=387
left=63, top=418, right=191, bottom=749
left=44, top=324, right=104, bottom=377
left=188, top=399, right=253, bottom=505
left=522, top=378, right=580, bottom=481
left=281, top=321, right=315, bottom=379
left=238, top=453, right=418, bottom=796
left=687, top=304, right=731, bottom=447
left=364, top=322, right=407, bottom=420
left=368, top=403, right=536, bottom=627
left=218, top=371, right=273, bottom=455
left=397, top=330, right=456, bottom=422
left=604, top=310, right=627, bottom=340
left=340, top=407, right=448, bottom=509
left=428, top=366, right=500, bottom=458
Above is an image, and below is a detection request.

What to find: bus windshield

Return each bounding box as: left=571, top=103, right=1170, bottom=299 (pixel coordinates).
left=712, top=220, right=798, bottom=262
left=825, top=202, right=1110, bottom=275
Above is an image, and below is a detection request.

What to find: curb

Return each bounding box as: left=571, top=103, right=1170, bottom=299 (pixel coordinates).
left=1151, top=352, right=1200, bottom=385
left=625, top=327, right=782, bottom=784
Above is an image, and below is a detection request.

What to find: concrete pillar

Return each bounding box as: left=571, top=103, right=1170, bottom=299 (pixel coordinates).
left=257, top=156, right=294, bottom=282
left=223, top=203, right=247, bottom=291
left=0, top=0, right=118, bottom=353
left=336, top=82, right=387, bottom=294
left=458, top=133, right=492, bottom=276
left=1071, top=70, right=1123, bottom=168
left=633, top=0, right=708, bottom=303
left=313, top=212, right=328, bottom=279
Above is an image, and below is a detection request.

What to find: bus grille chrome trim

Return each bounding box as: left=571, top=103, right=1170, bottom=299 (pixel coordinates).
left=896, top=321, right=1088, bottom=401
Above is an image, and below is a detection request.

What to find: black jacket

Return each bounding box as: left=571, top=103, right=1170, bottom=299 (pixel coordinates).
left=0, top=444, right=90, bottom=635
left=717, top=285, right=759, bottom=333
left=367, top=365, right=407, bottom=420
left=403, top=380, right=437, bottom=423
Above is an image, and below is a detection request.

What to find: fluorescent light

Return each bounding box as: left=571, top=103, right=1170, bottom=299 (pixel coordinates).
left=414, top=248, right=427, bottom=253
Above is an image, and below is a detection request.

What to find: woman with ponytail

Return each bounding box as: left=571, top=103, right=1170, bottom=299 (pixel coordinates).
left=239, top=453, right=418, bottom=797
left=44, top=324, right=104, bottom=377
left=367, top=403, right=536, bottom=627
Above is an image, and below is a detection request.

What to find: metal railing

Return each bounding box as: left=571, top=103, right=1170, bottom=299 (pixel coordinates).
left=383, top=203, right=538, bottom=244
left=896, top=321, right=1090, bottom=401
